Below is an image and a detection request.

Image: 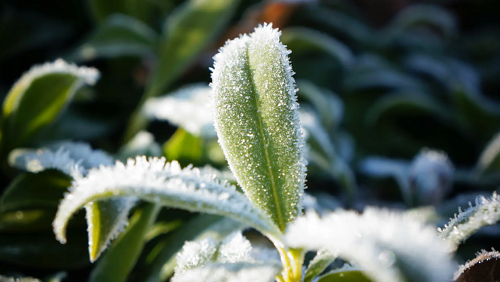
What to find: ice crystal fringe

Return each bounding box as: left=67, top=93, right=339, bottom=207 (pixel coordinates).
left=210, top=23, right=307, bottom=231
left=53, top=156, right=282, bottom=244
left=439, top=191, right=500, bottom=250
left=143, top=84, right=216, bottom=138
left=453, top=249, right=500, bottom=281
left=285, top=208, right=456, bottom=282
left=171, top=262, right=281, bottom=282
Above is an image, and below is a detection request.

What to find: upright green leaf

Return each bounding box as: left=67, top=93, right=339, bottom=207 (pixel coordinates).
left=1, top=60, right=99, bottom=152
left=303, top=249, right=336, bottom=282
left=211, top=24, right=307, bottom=231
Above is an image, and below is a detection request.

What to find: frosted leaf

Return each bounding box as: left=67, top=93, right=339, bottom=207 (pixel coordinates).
left=250, top=246, right=280, bottom=262
left=211, top=23, right=307, bottom=231
left=454, top=250, right=500, bottom=281
left=303, top=249, right=337, bottom=282
left=53, top=156, right=282, bottom=245
left=218, top=232, right=253, bottom=263
left=172, top=262, right=281, bottom=282
left=9, top=141, right=114, bottom=178
left=439, top=191, right=500, bottom=250
left=10, top=59, right=99, bottom=92
left=118, top=130, right=162, bottom=159
left=175, top=237, right=219, bottom=274
left=143, top=84, right=216, bottom=138
left=286, top=209, right=456, bottom=282
left=9, top=148, right=84, bottom=178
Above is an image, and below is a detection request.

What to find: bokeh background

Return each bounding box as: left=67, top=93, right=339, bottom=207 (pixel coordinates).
left=1, top=0, right=500, bottom=280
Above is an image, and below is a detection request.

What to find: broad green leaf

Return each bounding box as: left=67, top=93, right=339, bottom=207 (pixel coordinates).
left=0, top=170, right=71, bottom=212
left=296, top=80, right=344, bottom=131
left=89, top=203, right=160, bottom=282
left=1, top=60, right=99, bottom=152
left=123, top=0, right=239, bottom=141
left=171, top=262, right=281, bottom=282
left=476, top=131, right=500, bottom=176
left=365, top=91, right=454, bottom=126
left=211, top=24, right=307, bottom=231
left=142, top=215, right=245, bottom=282
left=68, top=14, right=159, bottom=62
left=316, top=268, right=373, bottom=282
left=286, top=209, right=456, bottom=282
left=281, top=27, right=354, bottom=69
left=53, top=157, right=282, bottom=246
left=439, top=192, right=500, bottom=250
left=164, top=129, right=203, bottom=164
left=0, top=230, right=89, bottom=269
left=303, top=249, right=336, bottom=282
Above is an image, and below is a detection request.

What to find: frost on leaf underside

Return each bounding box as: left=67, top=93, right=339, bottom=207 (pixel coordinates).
left=143, top=84, right=216, bottom=138
left=171, top=262, right=281, bottom=282
left=439, top=191, right=500, bottom=250
left=211, top=23, right=307, bottom=232
left=53, top=156, right=282, bottom=246
left=285, top=208, right=456, bottom=282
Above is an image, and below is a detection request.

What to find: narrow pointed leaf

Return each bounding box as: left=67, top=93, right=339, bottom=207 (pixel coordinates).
left=439, top=192, right=500, bottom=250
left=1, top=60, right=99, bottom=152
left=476, top=131, right=500, bottom=176
left=53, top=157, right=282, bottom=246
left=171, top=262, right=281, bottom=282
left=211, top=24, right=307, bottom=231
left=68, top=14, right=158, bottom=62
left=89, top=203, right=160, bottom=282
left=303, top=249, right=337, bottom=282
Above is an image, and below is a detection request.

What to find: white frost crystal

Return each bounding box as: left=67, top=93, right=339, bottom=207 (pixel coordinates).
left=439, top=191, right=500, bottom=249
left=143, top=84, right=216, bottom=138
left=172, top=262, right=281, bottom=282
left=211, top=23, right=307, bottom=231
left=286, top=208, right=456, bottom=282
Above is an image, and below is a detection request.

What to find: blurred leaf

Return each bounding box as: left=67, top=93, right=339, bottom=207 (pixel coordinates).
left=141, top=215, right=246, bottom=282
left=68, top=14, right=159, bottom=62
left=476, top=131, right=500, bottom=176
left=41, top=111, right=116, bottom=141
left=0, top=275, right=41, bottom=282
left=119, top=131, right=162, bottom=160
left=297, top=80, right=344, bottom=131
left=1, top=60, right=99, bottom=153
left=316, top=268, right=373, bottom=282
left=89, top=203, right=160, bottom=282
left=147, top=0, right=239, bottom=99
left=282, top=28, right=354, bottom=69
left=383, top=4, right=456, bottom=43
left=163, top=128, right=203, bottom=164
left=344, top=68, right=425, bottom=92
left=0, top=170, right=71, bottom=212
left=303, top=249, right=336, bottom=282
left=0, top=231, right=89, bottom=269
left=366, top=90, right=454, bottom=126
left=124, top=0, right=239, bottom=142
left=88, top=0, right=157, bottom=23
left=0, top=208, right=57, bottom=232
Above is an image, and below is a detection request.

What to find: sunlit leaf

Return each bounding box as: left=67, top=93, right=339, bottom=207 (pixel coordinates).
left=1, top=60, right=99, bottom=153
left=163, top=129, right=204, bottom=164
left=211, top=24, right=307, bottom=231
